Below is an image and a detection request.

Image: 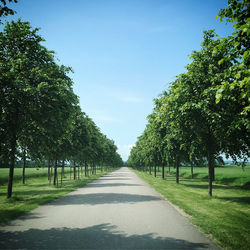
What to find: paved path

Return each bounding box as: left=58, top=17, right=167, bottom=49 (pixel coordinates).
left=0, top=167, right=219, bottom=249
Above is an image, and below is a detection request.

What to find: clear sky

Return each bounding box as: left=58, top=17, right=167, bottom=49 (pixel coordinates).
left=4, top=0, right=233, bottom=161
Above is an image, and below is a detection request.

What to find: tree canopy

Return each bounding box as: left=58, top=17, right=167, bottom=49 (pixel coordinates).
left=128, top=0, right=249, bottom=196
left=0, top=20, right=123, bottom=198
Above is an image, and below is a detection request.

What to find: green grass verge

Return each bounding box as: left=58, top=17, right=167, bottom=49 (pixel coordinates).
left=132, top=166, right=250, bottom=250
left=0, top=167, right=112, bottom=225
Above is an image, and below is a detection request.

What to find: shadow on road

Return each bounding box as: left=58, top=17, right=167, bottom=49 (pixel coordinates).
left=99, top=178, right=132, bottom=181
left=48, top=193, right=162, bottom=206
left=87, top=182, right=142, bottom=188
left=0, top=223, right=210, bottom=249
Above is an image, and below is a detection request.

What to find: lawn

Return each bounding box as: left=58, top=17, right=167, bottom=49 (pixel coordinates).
left=133, top=165, right=250, bottom=250
left=0, top=167, right=111, bottom=225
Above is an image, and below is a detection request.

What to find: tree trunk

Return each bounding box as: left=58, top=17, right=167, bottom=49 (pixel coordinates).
left=208, top=149, right=214, bottom=196
left=84, top=162, right=87, bottom=177
left=162, top=164, right=165, bottom=179
left=53, top=160, right=58, bottom=186
left=191, top=163, right=194, bottom=179
left=61, top=160, right=65, bottom=185
left=73, top=161, right=76, bottom=180
left=62, top=160, right=65, bottom=178
left=149, top=165, right=151, bottom=175
left=22, top=149, right=26, bottom=184
left=49, top=165, right=53, bottom=185
left=176, top=155, right=179, bottom=184
left=154, top=165, right=156, bottom=177
left=7, top=132, right=17, bottom=198
left=61, top=166, right=63, bottom=185
left=48, top=160, right=51, bottom=181
left=212, top=165, right=215, bottom=181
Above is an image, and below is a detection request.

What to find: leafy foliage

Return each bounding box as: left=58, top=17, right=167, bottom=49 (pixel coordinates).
left=0, top=20, right=123, bottom=198
left=128, top=1, right=249, bottom=196
left=0, top=0, right=18, bottom=21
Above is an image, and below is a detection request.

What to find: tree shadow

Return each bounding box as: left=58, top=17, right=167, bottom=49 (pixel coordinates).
left=87, top=183, right=141, bottom=188
left=215, top=177, right=238, bottom=186
left=10, top=189, right=66, bottom=196
left=242, top=181, right=250, bottom=189
left=218, top=196, right=250, bottom=204
left=47, top=193, right=162, bottom=206
left=0, top=209, right=26, bottom=225
left=0, top=223, right=213, bottom=249
left=103, top=172, right=128, bottom=176
left=182, top=183, right=233, bottom=190
left=99, top=178, right=132, bottom=181
left=191, top=173, right=200, bottom=178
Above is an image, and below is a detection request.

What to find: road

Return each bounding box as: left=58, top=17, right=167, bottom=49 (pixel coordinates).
left=0, top=167, right=219, bottom=249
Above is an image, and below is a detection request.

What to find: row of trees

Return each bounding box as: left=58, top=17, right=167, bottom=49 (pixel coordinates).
left=127, top=0, right=249, bottom=196
left=0, top=20, right=123, bottom=198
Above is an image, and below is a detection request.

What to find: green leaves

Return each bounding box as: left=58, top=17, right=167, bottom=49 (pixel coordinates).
left=0, top=0, right=18, bottom=21
left=0, top=19, right=123, bottom=173
left=129, top=6, right=250, bottom=178
left=215, top=86, right=224, bottom=103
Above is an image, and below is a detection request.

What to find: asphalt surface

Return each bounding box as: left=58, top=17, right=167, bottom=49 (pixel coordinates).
left=0, top=167, right=219, bottom=249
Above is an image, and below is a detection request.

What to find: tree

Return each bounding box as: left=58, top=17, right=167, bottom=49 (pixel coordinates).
left=69, top=107, right=90, bottom=180
left=129, top=29, right=248, bottom=196
left=0, top=20, right=78, bottom=197
left=162, top=30, right=248, bottom=195
left=214, top=0, right=250, bottom=161
left=172, top=30, right=233, bottom=195
left=128, top=1, right=249, bottom=197
left=0, top=0, right=18, bottom=20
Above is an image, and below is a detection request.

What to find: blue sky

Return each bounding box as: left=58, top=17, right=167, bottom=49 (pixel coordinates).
left=4, top=0, right=233, bottom=160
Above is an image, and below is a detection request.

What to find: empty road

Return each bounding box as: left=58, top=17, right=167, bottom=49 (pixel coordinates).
left=0, top=167, right=219, bottom=249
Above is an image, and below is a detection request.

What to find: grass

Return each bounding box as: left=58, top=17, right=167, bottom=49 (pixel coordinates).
left=0, top=167, right=112, bottom=225
left=133, top=165, right=250, bottom=250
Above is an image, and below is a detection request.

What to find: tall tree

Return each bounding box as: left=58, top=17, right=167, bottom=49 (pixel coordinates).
left=214, top=0, right=250, bottom=161
left=0, top=20, right=77, bottom=197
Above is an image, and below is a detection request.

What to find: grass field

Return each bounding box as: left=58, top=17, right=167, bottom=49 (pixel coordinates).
left=0, top=167, right=111, bottom=225
left=133, top=165, right=250, bottom=250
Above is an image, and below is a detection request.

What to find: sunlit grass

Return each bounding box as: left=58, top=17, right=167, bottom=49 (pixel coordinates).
left=0, top=167, right=111, bottom=225
left=133, top=166, right=250, bottom=250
